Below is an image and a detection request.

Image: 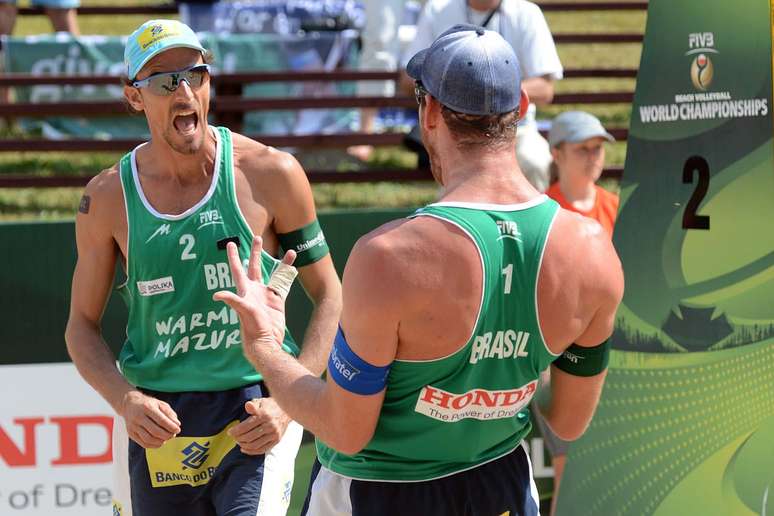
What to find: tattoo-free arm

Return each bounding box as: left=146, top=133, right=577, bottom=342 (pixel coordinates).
left=542, top=234, right=624, bottom=440
left=221, top=234, right=400, bottom=454
left=268, top=152, right=343, bottom=376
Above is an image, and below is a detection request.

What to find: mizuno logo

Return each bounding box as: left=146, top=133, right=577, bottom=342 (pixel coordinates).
left=146, top=223, right=171, bottom=243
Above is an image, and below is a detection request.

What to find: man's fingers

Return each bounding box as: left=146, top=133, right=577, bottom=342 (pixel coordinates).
left=213, top=290, right=250, bottom=313
left=244, top=398, right=264, bottom=416
left=157, top=402, right=182, bottom=430
left=281, top=249, right=297, bottom=266
left=147, top=405, right=181, bottom=435
left=228, top=415, right=261, bottom=439
left=132, top=426, right=165, bottom=449
left=225, top=241, right=247, bottom=294
left=142, top=415, right=176, bottom=441
left=232, top=424, right=265, bottom=445
left=239, top=434, right=278, bottom=455
left=247, top=236, right=264, bottom=282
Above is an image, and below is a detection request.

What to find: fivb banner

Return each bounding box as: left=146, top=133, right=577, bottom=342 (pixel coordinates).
left=557, top=1, right=774, bottom=515
left=0, top=31, right=358, bottom=139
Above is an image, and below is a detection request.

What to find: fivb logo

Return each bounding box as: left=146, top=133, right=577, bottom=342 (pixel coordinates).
left=198, top=209, right=224, bottom=230
left=496, top=220, right=522, bottom=242
left=181, top=441, right=210, bottom=470
left=686, top=32, right=717, bottom=91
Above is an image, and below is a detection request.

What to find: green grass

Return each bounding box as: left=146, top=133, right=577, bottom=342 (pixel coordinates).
left=0, top=2, right=646, bottom=218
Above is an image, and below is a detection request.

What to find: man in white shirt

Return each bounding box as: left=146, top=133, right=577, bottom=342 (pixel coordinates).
left=400, top=0, right=563, bottom=191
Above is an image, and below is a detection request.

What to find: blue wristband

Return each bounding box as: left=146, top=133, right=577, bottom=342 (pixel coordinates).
left=328, top=326, right=391, bottom=395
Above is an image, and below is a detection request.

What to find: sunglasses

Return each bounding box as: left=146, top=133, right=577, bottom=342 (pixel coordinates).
left=414, top=81, right=428, bottom=106
left=132, top=64, right=211, bottom=96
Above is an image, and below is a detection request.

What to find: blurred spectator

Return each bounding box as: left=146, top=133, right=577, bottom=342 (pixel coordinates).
left=348, top=0, right=406, bottom=161
left=177, top=0, right=218, bottom=33
left=0, top=0, right=80, bottom=35
left=535, top=110, right=617, bottom=516
left=546, top=110, right=618, bottom=236
left=0, top=0, right=80, bottom=127
left=400, top=0, right=562, bottom=191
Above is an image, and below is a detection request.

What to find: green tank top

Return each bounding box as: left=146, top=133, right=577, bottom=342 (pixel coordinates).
left=316, top=196, right=560, bottom=481
left=117, top=126, right=299, bottom=392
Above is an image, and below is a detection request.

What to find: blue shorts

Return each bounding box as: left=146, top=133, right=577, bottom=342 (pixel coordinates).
left=112, top=383, right=303, bottom=516
left=301, top=443, right=540, bottom=516
left=1, top=0, right=79, bottom=7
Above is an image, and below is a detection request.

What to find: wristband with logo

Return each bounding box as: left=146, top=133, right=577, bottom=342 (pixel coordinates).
left=553, top=340, right=610, bottom=377
left=277, top=219, right=329, bottom=267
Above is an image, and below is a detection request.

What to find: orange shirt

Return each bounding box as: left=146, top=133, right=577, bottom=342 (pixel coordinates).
left=546, top=183, right=619, bottom=237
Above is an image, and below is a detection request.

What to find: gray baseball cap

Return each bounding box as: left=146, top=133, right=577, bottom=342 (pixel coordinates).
left=406, top=24, right=521, bottom=116
left=548, top=111, right=615, bottom=147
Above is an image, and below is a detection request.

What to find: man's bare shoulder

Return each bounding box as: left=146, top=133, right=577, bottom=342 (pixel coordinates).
left=346, top=215, right=479, bottom=300
left=548, top=208, right=623, bottom=300
left=231, top=132, right=305, bottom=187
left=81, top=164, right=124, bottom=216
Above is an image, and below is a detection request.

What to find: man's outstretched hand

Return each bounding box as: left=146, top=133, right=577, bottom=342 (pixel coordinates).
left=213, top=237, right=297, bottom=368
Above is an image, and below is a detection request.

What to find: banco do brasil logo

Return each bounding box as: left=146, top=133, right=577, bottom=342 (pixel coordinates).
left=181, top=441, right=211, bottom=469
left=686, top=32, right=717, bottom=91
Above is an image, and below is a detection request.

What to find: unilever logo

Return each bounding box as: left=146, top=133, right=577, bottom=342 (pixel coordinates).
left=181, top=441, right=211, bottom=470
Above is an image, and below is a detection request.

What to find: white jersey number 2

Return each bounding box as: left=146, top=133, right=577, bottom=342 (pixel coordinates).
left=179, top=234, right=197, bottom=261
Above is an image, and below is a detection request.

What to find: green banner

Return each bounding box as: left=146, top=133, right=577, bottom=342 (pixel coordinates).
left=1, top=31, right=358, bottom=138
left=557, top=1, right=774, bottom=515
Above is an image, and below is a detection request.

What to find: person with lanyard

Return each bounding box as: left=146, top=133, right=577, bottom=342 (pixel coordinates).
left=214, top=25, right=623, bottom=515
left=64, top=19, right=342, bottom=516
left=400, top=0, right=564, bottom=192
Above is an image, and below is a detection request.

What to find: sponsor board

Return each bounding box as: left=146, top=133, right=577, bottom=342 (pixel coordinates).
left=0, top=364, right=113, bottom=515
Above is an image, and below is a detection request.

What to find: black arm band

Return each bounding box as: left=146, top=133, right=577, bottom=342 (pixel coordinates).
left=553, top=340, right=610, bottom=377
left=277, top=219, right=330, bottom=267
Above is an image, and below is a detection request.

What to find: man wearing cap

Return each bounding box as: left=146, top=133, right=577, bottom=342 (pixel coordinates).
left=214, top=25, right=623, bottom=515
left=545, top=111, right=619, bottom=237
left=64, top=19, right=342, bottom=516
left=399, top=0, right=563, bottom=192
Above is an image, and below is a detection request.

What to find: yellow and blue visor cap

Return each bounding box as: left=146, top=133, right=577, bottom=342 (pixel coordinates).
left=125, top=19, right=206, bottom=80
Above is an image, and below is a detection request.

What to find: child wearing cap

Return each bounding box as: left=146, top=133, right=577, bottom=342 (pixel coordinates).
left=546, top=111, right=619, bottom=237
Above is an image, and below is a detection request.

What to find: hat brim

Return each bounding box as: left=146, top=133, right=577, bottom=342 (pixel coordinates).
left=130, top=42, right=206, bottom=80
left=406, top=48, right=428, bottom=81
left=554, top=128, right=616, bottom=147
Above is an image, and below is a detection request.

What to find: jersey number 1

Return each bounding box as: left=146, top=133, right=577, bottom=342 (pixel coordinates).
left=502, top=264, right=513, bottom=294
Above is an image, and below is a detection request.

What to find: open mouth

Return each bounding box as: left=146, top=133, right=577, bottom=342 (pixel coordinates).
left=173, top=111, right=198, bottom=136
